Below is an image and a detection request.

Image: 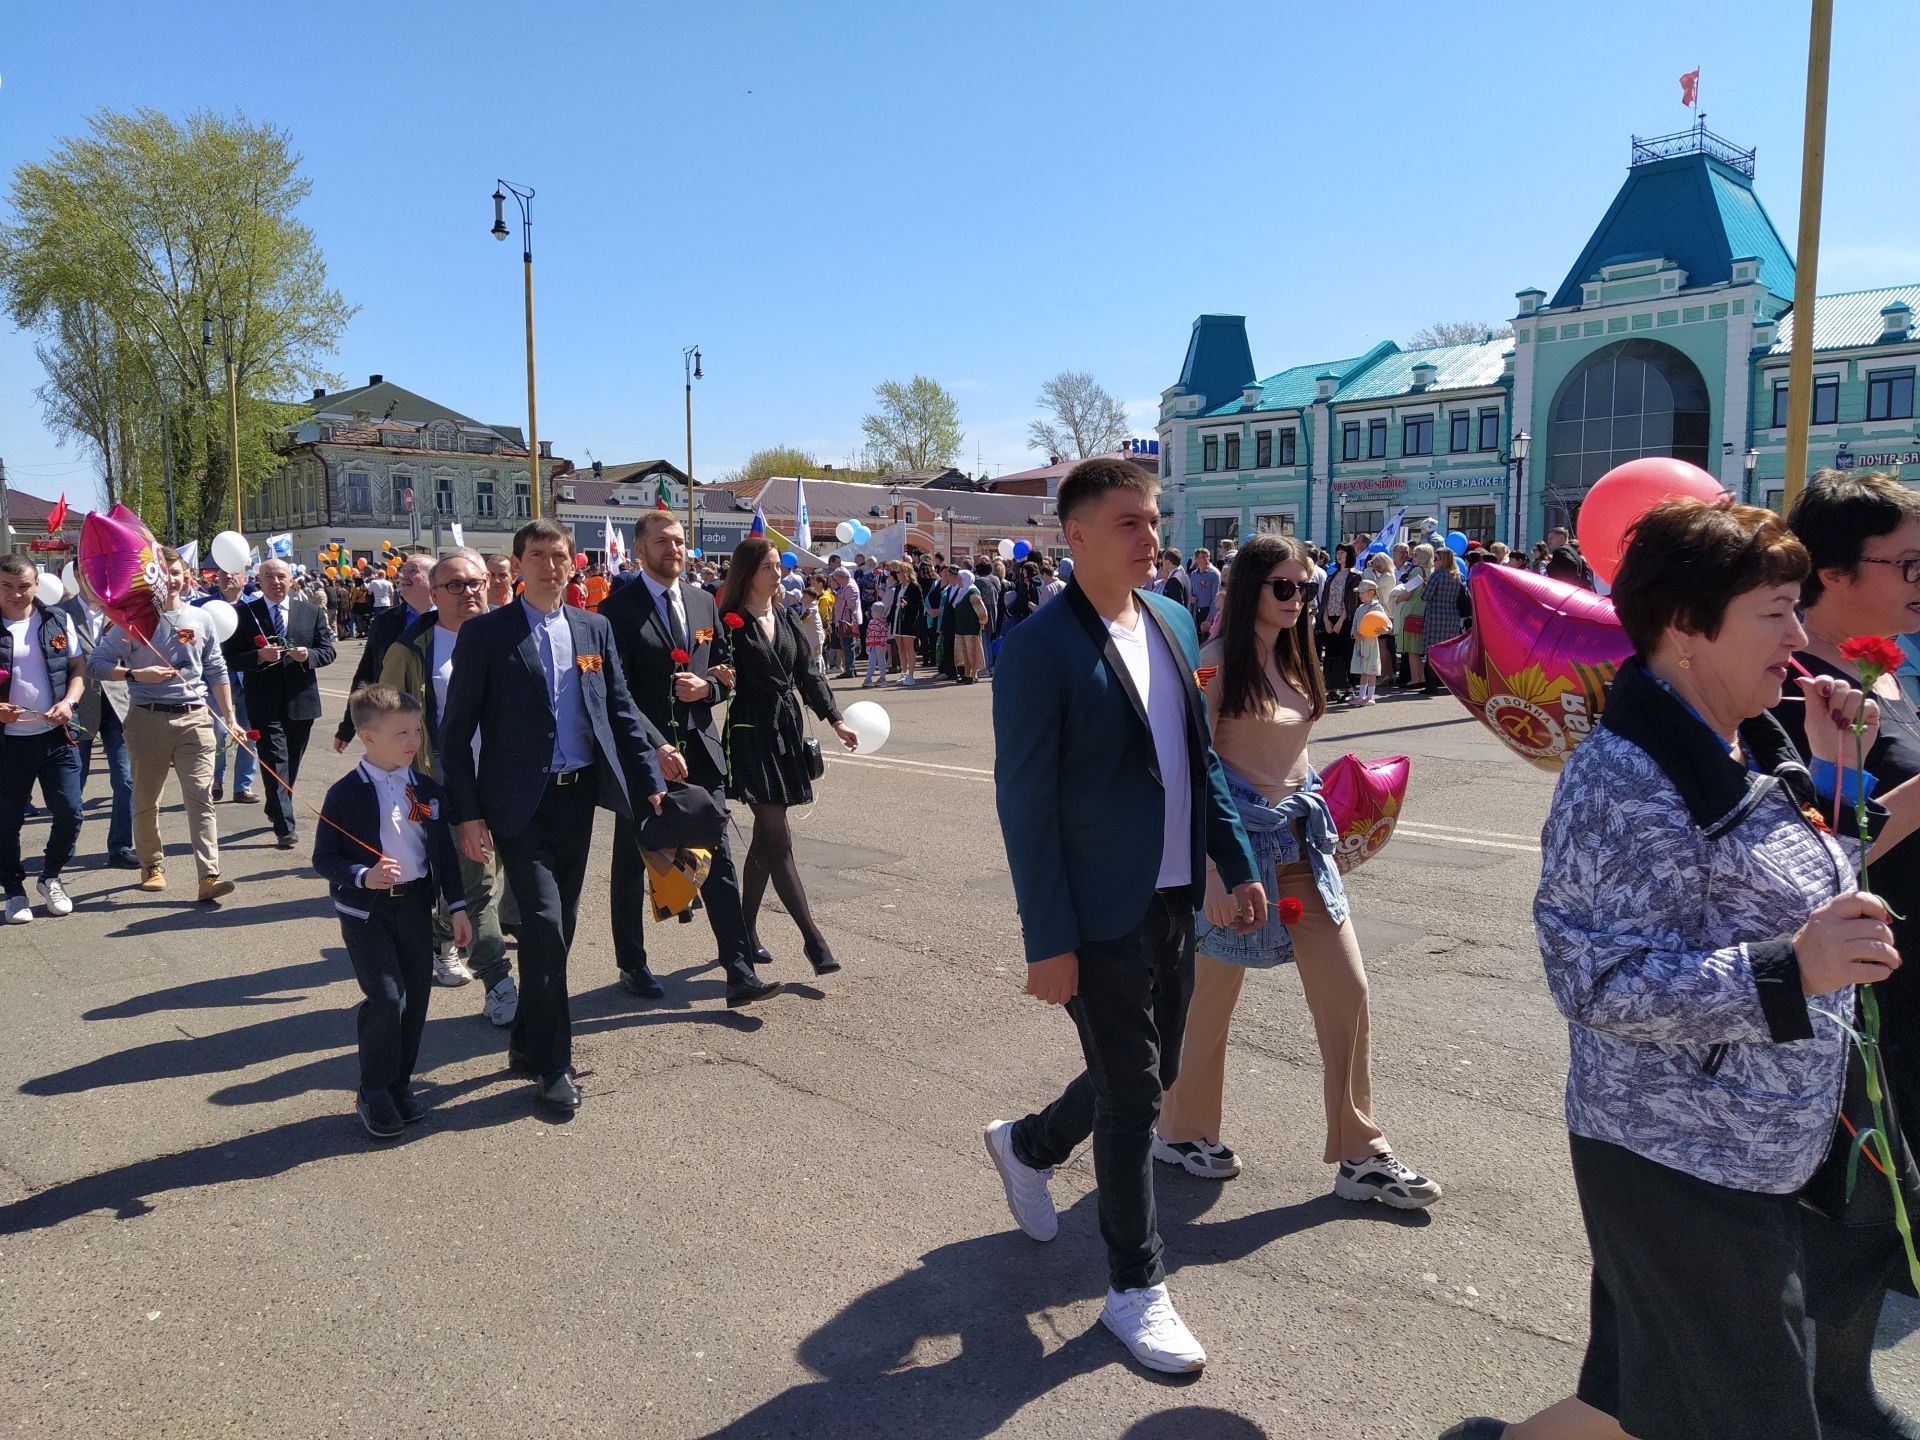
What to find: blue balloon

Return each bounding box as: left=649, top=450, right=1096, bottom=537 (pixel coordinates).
left=1012, top=540, right=1032, bottom=560
left=1445, top=530, right=1469, bottom=556
left=851, top=522, right=872, bottom=544
left=689, top=548, right=703, bottom=558
left=781, top=551, right=799, bottom=568
left=1364, top=541, right=1389, bottom=556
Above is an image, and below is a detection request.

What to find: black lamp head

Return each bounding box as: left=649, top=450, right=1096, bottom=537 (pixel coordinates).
left=491, top=189, right=509, bottom=241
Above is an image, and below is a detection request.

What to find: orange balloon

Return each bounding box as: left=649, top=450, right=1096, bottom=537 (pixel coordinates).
left=1357, top=611, right=1392, bottom=639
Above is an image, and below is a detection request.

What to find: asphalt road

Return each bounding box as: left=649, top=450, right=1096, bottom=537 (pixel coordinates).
left=2, top=641, right=1916, bottom=1439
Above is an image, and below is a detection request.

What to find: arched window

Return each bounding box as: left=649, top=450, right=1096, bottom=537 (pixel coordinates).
left=1547, top=339, right=1711, bottom=495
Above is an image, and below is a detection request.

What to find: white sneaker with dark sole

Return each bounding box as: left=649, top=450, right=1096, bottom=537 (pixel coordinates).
left=982, top=1120, right=1057, bottom=1241
left=36, top=876, right=73, bottom=917
left=1152, top=1135, right=1242, bottom=1179
left=1334, top=1151, right=1443, bottom=1209
left=1101, top=1283, right=1206, bottom=1373
left=432, top=947, right=474, bottom=987
left=4, top=895, right=31, bottom=924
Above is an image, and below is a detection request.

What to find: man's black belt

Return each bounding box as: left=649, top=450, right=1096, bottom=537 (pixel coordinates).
left=551, top=768, right=590, bottom=787
left=136, top=701, right=203, bottom=713
left=382, top=878, right=429, bottom=897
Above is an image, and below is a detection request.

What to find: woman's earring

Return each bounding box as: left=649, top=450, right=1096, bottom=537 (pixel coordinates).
left=1679, top=656, right=1692, bottom=670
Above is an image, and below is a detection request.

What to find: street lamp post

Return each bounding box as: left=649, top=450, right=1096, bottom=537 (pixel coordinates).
left=1507, top=430, right=1531, bottom=549
left=889, top=486, right=903, bottom=527
left=203, top=314, right=244, bottom=534
left=943, top=506, right=955, bottom=557
left=683, top=346, right=702, bottom=552
left=1745, top=446, right=1760, bottom=506
left=491, top=181, right=543, bottom=518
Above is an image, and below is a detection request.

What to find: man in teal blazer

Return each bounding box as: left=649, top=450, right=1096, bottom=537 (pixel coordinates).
left=984, top=457, right=1265, bottom=1377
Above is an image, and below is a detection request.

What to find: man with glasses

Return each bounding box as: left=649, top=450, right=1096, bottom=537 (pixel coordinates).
left=380, top=548, right=518, bottom=1015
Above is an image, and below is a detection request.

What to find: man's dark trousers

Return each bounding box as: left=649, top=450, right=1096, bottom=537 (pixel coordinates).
left=609, top=766, right=756, bottom=986
left=0, top=730, right=83, bottom=895
left=341, top=886, right=435, bottom=1097
left=496, top=776, right=596, bottom=1080
left=259, top=718, right=314, bottom=842
left=1010, top=891, right=1196, bottom=1293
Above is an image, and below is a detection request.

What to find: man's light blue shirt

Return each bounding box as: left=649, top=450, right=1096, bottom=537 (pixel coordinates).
left=521, top=596, right=593, bottom=772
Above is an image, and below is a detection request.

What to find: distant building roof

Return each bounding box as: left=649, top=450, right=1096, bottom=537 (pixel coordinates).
left=1176, top=315, right=1258, bottom=413
left=987, top=450, right=1152, bottom=494
left=1204, top=342, right=1399, bottom=416
left=4, top=488, right=75, bottom=534
left=1332, top=337, right=1511, bottom=402
left=743, top=475, right=1055, bottom=530
left=1771, top=284, right=1920, bottom=354
left=301, top=376, right=528, bottom=450
left=557, top=461, right=688, bottom=508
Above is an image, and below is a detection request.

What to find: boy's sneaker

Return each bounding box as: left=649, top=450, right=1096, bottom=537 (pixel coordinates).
left=482, top=976, right=519, bottom=1027
left=433, top=945, right=474, bottom=987
left=389, top=1086, right=428, bottom=1124
left=35, top=877, right=73, bottom=917
left=1335, top=1151, right=1442, bottom=1209
left=1152, top=1135, right=1242, bottom=1179
left=5, top=894, right=32, bottom=925
left=356, top=1090, right=405, bottom=1140
left=982, top=1120, right=1057, bottom=1241
left=1100, top=1283, right=1206, bottom=1373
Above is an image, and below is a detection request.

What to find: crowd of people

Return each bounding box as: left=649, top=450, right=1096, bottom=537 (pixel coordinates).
left=11, top=459, right=1920, bottom=1431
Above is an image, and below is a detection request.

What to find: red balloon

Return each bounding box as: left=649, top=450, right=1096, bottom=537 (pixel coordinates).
left=1428, top=564, right=1633, bottom=771
left=1576, top=457, right=1725, bottom=585
left=1319, top=753, right=1410, bottom=874
left=574, top=552, right=590, bottom=569
left=79, top=507, right=170, bottom=643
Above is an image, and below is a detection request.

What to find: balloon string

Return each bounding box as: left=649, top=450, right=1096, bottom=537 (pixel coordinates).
left=127, top=626, right=389, bottom=864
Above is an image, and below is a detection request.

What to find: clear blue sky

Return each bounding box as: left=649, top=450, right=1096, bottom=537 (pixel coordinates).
left=2, top=0, right=1915, bottom=508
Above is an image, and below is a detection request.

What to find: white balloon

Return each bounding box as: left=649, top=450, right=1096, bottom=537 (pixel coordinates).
left=840, top=699, right=891, bottom=756
left=200, top=597, right=240, bottom=643
left=835, top=521, right=855, bottom=545
left=997, top=538, right=1016, bottom=561
left=210, top=530, right=251, bottom=575
left=34, top=572, right=63, bottom=608
left=60, top=561, right=79, bottom=597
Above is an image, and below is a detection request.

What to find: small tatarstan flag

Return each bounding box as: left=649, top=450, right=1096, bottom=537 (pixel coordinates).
left=656, top=478, right=672, bottom=511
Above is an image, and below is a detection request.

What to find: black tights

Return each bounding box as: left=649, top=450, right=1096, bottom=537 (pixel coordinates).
left=741, top=803, right=823, bottom=952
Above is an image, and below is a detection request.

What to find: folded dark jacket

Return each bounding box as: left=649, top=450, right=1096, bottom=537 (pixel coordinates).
left=635, top=782, right=727, bottom=851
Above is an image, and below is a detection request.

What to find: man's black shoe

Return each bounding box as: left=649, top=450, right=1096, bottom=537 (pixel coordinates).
left=275, top=833, right=298, bottom=851
left=620, top=966, right=666, bottom=999
left=538, top=1070, right=582, bottom=1111
left=726, top=978, right=785, bottom=1009
left=356, top=1090, right=405, bottom=1140
left=212, top=784, right=225, bottom=802
left=109, top=849, right=141, bottom=869
left=389, top=1086, right=428, bottom=1124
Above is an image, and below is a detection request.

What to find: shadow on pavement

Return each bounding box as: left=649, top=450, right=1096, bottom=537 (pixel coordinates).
left=697, top=1180, right=1420, bottom=1438
left=83, top=955, right=346, bottom=1019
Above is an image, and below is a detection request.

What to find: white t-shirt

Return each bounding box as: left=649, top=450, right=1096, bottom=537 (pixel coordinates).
left=1105, top=607, right=1192, bottom=889
left=4, top=612, right=55, bottom=736
left=369, top=577, right=394, bottom=609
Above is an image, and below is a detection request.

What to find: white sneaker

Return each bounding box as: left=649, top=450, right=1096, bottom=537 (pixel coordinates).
left=432, top=946, right=474, bottom=987
left=1334, top=1151, right=1443, bottom=1209
left=35, top=876, right=73, bottom=917
left=482, top=976, right=519, bottom=1027
left=1152, top=1134, right=1242, bottom=1179
left=982, top=1120, right=1058, bottom=1241
left=4, top=894, right=31, bottom=925
left=1101, top=1283, right=1206, bottom=1373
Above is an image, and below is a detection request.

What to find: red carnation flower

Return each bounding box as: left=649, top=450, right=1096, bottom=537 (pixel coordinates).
left=722, top=612, right=746, bottom=630
left=252, top=634, right=268, bottom=649
left=245, top=729, right=261, bottom=741
left=1277, top=896, right=1305, bottom=926
left=1840, top=634, right=1906, bottom=679
left=0, top=668, right=10, bottom=686
left=670, top=648, right=690, bottom=665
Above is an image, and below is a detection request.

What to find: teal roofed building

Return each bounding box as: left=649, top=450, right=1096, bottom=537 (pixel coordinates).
left=1163, top=123, right=1920, bottom=552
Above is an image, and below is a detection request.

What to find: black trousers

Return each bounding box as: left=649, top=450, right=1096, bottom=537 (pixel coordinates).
left=258, top=715, right=314, bottom=840
left=1321, top=627, right=1353, bottom=693
left=1012, top=891, right=1194, bottom=1293
left=340, top=887, right=435, bottom=1097
left=609, top=777, right=755, bottom=986
left=495, top=778, right=596, bottom=1080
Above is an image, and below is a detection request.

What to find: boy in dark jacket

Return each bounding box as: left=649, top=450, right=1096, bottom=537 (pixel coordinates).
left=313, top=684, right=470, bottom=1139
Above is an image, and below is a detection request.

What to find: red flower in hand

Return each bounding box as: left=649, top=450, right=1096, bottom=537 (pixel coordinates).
left=1841, top=635, right=1906, bottom=680
left=722, top=612, right=746, bottom=630
left=670, top=648, right=691, bottom=665
left=1276, top=896, right=1305, bottom=926
left=245, top=729, right=261, bottom=741
left=252, top=634, right=268, bottom=649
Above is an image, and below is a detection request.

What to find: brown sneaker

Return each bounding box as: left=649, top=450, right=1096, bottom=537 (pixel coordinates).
left=198, top=875, right=236, bottom=904
left=138, top=865, right=167, bottom=892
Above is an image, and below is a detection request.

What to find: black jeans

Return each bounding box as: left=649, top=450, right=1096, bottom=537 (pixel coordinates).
left=495, top=778, right=596, bottom=1080
left=1012, top=892, right=1195, bottom=1293
left=1321, top=627, right=1353, bottom=693
left=608, top=780, right=756, bottom=986
left=0, top=729, right=83, bottom=894
left=340, top=887, right=435, bottom=1097
left=257, top=715, right=314, bottom=840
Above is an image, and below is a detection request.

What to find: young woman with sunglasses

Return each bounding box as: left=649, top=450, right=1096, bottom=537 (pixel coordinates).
left=1153, top=533, right=1441, bottom=1207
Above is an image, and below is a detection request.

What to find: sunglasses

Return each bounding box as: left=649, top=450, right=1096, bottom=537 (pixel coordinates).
left=1264, top=577, right=1320, bottom=603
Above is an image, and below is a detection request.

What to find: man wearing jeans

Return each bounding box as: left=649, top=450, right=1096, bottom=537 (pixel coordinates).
left=984, top=457, right=1264, bottom=1376
left=0, top=556, right=87, bottom=924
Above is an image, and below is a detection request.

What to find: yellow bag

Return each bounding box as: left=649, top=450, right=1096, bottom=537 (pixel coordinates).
left=643, top=848, right=712, bottom=921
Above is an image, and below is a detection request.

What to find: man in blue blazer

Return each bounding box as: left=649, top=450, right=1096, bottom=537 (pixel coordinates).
left=440, top=519, right=670, bottom=1113
left=984, top=457, right=1266, bottom=1377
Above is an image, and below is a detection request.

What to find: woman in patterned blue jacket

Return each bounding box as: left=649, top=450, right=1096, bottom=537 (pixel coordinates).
left=1447, top=500, right=1896, bottom=1440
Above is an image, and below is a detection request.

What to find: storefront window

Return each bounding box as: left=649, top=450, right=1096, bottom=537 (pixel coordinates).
left=1448, top=504, right=1497, bottom=546
left=1254, top=512, right=1297, bottom=537
left=1201, top=515, right=1240, bottom=552
left=1344, top=508, right=1385, bottom=543
left=1548, top=338, right=1711, bottom=492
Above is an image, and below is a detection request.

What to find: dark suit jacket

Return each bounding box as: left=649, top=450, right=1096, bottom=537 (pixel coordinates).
left=1160, top=572, right=1188, bottom=609
left=311, top=765, right=466, bottom=920
left=600, top=573, right=732, bottom=786
left=439, top=599, right=667, bottom=838
left=334, top=603, right=429, bottom=743
left=224, top=595, right=337, bottom=723
left=991, top=578, right=1256, bottom=966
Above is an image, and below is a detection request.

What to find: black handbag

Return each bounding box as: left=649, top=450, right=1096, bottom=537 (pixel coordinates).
left=803, top=736, right=825, bottom=781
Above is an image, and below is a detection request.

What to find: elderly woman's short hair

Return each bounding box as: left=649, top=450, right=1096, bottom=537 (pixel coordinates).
left=1789, top=468, right=1920, bottom=606
left=1611, top=498, right=1808, bottom=658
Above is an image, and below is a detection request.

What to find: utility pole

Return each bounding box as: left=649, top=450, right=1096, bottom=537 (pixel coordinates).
left=683, top=345, right=702, bottom=551
left=1783, top=0, right=1834, bottom=513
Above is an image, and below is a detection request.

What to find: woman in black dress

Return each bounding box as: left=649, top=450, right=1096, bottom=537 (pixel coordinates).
left=717, top=537, right=859, bottom=976
left=1775, top=469, right=1920, bottom=1440
left=888, top=561, right=924, bottom=687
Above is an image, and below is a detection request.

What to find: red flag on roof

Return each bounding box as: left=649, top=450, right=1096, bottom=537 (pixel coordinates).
left=1680, top=69, right=1700, bottom=107
left=46, top=493, right=67, bottom=534
left=655, top=477, right=672, bottom=511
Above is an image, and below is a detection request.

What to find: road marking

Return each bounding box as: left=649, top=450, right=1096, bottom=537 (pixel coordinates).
left=1397, top=820, right=1540, bottom=844
left=824, top=754, right=991, bottom=784
left=1394, top=823, right=1540, bottom=855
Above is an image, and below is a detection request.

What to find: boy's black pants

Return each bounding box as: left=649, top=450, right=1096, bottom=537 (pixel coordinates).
left=340, top=885, right=435, bottom=1097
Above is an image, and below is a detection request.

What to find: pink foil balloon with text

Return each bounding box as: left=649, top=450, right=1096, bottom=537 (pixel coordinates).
left=79, top=506, right=171, bottom=644
left=1320, top=753, right=1410, bottom=875
left=1427, top=564, right=1632, bottom=771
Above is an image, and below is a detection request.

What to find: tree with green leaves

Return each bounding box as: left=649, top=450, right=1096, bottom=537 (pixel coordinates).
left=2, top=108, right=354, bottom=538
left=1028, top=370, right=1131, bottom=459
left=860, top=375, right=963, bottom=473
left=1407, top=320, right=1513, bottom=348
left=713, top=445, right=883, bottom=490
